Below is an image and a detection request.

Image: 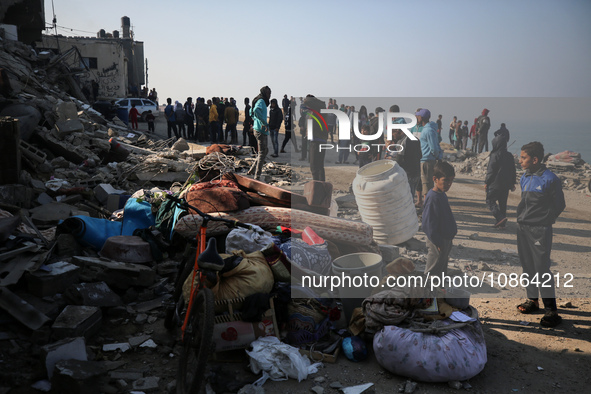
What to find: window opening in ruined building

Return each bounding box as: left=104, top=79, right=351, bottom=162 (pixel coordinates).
left=80, top=57, right=98, bottom=69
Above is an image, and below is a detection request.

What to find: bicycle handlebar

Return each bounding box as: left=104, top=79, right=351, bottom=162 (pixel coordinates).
left=165, top=193, right=253, bottom=230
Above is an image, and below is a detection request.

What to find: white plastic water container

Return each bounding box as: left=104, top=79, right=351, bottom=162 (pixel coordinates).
left=352, top=160, right=418, bottom=245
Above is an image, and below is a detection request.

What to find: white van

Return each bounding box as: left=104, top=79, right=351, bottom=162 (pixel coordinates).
left=114, top=98, right=159, bottom=120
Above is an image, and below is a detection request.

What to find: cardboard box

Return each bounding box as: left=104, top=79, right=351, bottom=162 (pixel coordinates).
left=212, top=297, right=279, bottom=353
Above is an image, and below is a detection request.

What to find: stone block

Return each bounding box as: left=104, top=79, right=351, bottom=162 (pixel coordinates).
left=172, top=138, right=189, bottom=151
left=37, top=192, right=54, bottom=205
left=26, top=261, right=80, bottom=297
left=52, top=305, right=102, bottom=340
left=54, top=119, right=84, bottom=139
left=41, top=337, right=87, bottom=379
left=64, top=282, right=122, bottom=307
left=93, top=183, right=126, bottom=205
left=132, top=376, right=160, bottom=391
left=128, top=335, right=151, bottom=348
left=72, top=256, right=156, bottom=289
left=55, top=101, right=78, bottom=122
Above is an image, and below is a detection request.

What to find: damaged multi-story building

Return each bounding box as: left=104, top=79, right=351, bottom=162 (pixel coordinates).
left=37, top=16, right=145, bottom=100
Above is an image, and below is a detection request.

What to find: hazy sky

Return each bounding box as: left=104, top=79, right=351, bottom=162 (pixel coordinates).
left=44, top=0, right=591, bottom=103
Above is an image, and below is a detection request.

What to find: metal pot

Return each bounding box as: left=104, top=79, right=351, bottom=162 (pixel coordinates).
left=99, top=235, right=153, bottom=263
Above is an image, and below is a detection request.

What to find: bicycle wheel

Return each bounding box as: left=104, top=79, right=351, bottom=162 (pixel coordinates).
left=165, top=249, right=196, bottom=330
left=176, top=287, right=214, bottom=394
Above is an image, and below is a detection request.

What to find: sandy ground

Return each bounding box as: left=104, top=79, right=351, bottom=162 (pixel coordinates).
left=129, top=117, right=591, bottom=393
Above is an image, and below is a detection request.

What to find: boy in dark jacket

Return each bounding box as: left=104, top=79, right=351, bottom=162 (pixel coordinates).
left=516, top=141, right=565, bottom=327
left=422, top=161, right=457, bottom=276
left=485, top=135, right=516, bottom=228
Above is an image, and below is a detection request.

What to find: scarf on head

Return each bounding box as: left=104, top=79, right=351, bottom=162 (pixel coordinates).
left=252, top=86, right=271, bottom=108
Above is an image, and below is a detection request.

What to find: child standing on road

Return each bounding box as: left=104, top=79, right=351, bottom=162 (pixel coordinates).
left=145, top=110, right=155, bottom=133
left=485, top=135, right=516, bottom=228
left=421, top=161, right=457, bottom=276
left=516, top=141, right=565, bottom=327
left=129, top=104, right=140, bottom=130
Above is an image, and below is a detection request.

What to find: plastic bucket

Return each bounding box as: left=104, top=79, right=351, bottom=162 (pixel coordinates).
left=332, top=252, right=383, bottom=323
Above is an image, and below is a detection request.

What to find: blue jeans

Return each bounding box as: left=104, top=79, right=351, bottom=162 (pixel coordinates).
left=270, top=129, right=279, bottom=155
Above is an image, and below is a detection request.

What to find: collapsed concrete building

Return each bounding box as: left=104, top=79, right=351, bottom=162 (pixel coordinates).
left=37, top=16, right=145, bottom=100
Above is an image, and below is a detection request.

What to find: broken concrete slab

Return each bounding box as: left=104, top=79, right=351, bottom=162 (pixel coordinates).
left=54, top=119, right=84, bottom=139
left=64, top=282, right=122, bottom=307
left=29, top=202, right=76, bottom=225
left=132, top=376, right=160, bottom=391
left=37, top=192, right=54, bottom=205
left=93, top=183, right=126, bottom=205
left=133, top=296, right=164, bottom=313
left=26, top=261, right=80, bottom=297
left=36, top=130, right=97, bottom=165
left=128, top=335, right=151, bottom=348
left=72, top=256, right=156, bottom=289
left=52, top=305, right=102, bottom=340
left=41, top=337, right=87, bottom=379
left=102, top=343, right=131, bottom=353
left=0, top=287, right=51, bottom=330
left=55, top=101, right=78, bottom=122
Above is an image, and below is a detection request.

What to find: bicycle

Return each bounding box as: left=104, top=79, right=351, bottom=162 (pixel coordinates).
left=163, top=194, right=254, bottom=394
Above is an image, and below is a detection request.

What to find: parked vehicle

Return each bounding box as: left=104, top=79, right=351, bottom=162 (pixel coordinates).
left=114, top=98, right=159, bottom=121
left=91, top=100, right=118, bottom=120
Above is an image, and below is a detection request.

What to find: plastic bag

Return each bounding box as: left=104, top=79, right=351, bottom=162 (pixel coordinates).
left=226, top=224, right=274, bottom=254
left=246, top=336, right=322, bottom=385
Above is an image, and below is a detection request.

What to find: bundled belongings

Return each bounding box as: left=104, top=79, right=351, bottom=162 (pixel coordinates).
left=185, top=179, right=250, bottom=214
left=373, top=306, right=487, bottom=383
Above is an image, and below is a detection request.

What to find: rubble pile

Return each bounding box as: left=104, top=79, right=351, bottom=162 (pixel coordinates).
left=449, top=147, right=591, bottom=193
left=0, top=38, right=307, bottom=392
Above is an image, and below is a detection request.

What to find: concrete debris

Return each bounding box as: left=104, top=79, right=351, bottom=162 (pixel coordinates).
left=132, top=376, right=160, bottom=391
left=52, top=359, right=114, bottom=394
left=65, top=281, right=123, bottom=307
left=102, top=343, right=131, bottom=353
left=26, top=261, right=80, bottom=297
left=41, top=337, right=87, bottom=378
left=172, top=138, right=190, bottom=151
left=72, top=256, right=156, bottom=289
left=51, top=305, right=102, bottom=339
left=451, top=149, right=590, bottom=192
